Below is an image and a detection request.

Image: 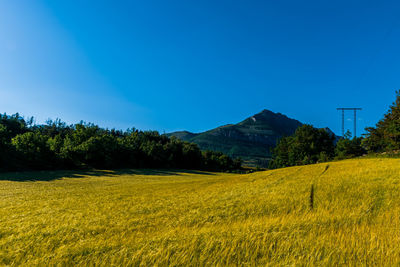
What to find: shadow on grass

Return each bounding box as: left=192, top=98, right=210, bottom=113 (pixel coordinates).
left=0, top=169, right=215, bottom=182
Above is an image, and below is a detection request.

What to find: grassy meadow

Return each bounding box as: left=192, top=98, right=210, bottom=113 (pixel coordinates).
left=1, top=158, right=400, bottom=265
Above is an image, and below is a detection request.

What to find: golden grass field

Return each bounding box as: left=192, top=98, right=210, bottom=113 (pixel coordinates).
left=1, top=158, right=400, bottom=265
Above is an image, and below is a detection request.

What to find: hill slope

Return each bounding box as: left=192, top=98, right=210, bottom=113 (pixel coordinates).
left=168, top=109, right=303, bottom=167
left=1, top=158, right=400, bottom=265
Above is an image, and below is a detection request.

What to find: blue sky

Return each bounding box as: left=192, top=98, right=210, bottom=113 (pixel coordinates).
left=1, top=1, right=400, bottom=135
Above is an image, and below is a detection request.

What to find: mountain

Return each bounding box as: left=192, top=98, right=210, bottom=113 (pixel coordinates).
left=167, top=110, right=303, bottom=167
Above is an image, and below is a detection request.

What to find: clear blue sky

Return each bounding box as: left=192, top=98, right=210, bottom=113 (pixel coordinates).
left=1, top=1, right=400, bottom=135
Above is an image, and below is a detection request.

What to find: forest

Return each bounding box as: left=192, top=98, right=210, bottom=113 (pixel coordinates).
left=0, top=115, right=241, bottom=172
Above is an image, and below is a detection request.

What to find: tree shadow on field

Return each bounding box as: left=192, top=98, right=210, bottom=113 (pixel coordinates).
left=0, top=168, right=215, bottom=182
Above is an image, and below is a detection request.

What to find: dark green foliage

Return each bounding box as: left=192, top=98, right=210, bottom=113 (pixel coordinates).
left=0, top=113, right=241, bottom=172
left=269, top=125, right=335, bottom=168
left=11, top=131, right=55, bottom=170
left=202, top=150, right=242, bottom=171
left=0, top=113, right=27, bottom=138
left=0, top=113, right=28, bottom=171
left=335, top=136, right=366, bottom=159
left=363, top=90, right=400, bottom=152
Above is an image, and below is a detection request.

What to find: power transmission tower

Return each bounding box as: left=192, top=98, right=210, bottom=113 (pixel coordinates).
left=336, top=108, right=362, bottom=137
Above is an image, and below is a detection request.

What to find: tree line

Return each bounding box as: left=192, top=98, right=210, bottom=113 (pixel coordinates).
left=270, top=90, right=400, bottom=169
left=3, top=90, right=399, bottom=172
left=0, top=115, right=241, bottom=172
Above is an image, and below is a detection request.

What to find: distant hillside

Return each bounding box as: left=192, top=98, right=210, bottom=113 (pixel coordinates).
left=168, top=110, right=303, bottom=167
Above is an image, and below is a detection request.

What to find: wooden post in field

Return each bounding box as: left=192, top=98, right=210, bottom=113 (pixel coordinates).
left=309, top=184, right=314, bottom=210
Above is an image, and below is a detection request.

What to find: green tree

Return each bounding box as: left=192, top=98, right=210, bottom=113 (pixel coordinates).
left=11, top=131, right=54, bottom=169
left=335, top=137, right=366, bottom=159
left=364, top=90, right=400, bottom=152
left=270, top=125, right=335, bottom=168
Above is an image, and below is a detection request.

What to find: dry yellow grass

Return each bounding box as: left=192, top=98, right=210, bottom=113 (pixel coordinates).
left=1, top=158, right=400, bottom=265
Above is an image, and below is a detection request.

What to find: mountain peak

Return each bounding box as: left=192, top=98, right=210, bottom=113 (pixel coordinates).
left=260, top=109, right=274, bottom=114
left=239, top=109, right=302, bottom=131
left=168, top=109, right=304, bottom=167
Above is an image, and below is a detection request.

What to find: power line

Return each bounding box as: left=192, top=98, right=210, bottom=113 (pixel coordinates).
left=336, top=108, right=362, bottom=137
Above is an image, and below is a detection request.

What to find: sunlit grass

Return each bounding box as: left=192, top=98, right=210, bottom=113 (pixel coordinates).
left=1, top=158, right=400, bottom=265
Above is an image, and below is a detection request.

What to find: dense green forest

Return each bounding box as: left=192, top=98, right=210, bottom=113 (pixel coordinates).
left=0, top=115, right=241, bottom=172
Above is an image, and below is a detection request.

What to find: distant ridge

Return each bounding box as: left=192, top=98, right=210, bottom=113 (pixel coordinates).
left=168, top=109, right=304, bottom=167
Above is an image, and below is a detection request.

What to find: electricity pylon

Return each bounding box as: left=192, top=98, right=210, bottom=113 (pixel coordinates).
left=336, top=108, right=362, bottom=137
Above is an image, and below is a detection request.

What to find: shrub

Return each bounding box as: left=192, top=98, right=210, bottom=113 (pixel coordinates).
left=335, top=137, right=366, bottom=159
